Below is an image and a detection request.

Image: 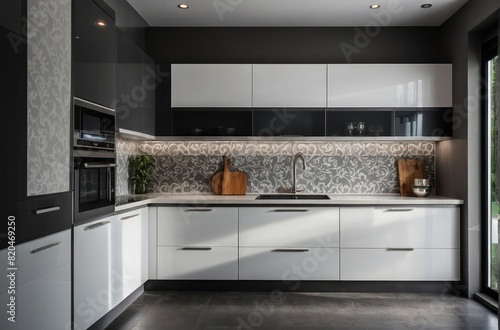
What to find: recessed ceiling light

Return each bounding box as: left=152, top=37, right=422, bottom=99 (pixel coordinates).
left=178, top=4, right=189, bottom=9
left=369, top=4, right=381, bottom=9
left=95, top=21, right=106, bottom=27
left=421, top=4, right=432, bottom=8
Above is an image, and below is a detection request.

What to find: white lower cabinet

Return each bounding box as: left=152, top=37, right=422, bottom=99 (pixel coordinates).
left=0, top=230, right=71, bottom=330
left=239, top=247, right=339, bottom=280
left=340, top=248, right=460, bottom=281
left=239, top=207, right=340, bottom=280
left=112, top=207, right=148, bottom=307
left=74, top=216, right=113, bottom=330
left=157, top=247, right=238, bottom=279
left=156, top=207, right=238, bottom=280
left=339, top=206, right=460, bottom=281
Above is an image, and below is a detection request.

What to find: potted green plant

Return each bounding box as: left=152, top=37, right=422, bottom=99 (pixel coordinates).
left=129, top=155, right=155, bottom=194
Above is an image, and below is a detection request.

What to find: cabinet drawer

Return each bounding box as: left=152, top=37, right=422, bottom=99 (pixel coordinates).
left=340, top=206, right=459, bottom=248
left=239, top=247, right=339, bottom=280
left=340, top=249, right=460, bottom=281
left=157, top=207, right=238, bottom=246
left=239, top=207, right=339, bottom=247
left=0, top=229, right=70, bottom=294
left=157, top=246, right=238, bottom=280
left=19, top=192, right=73, bottom=244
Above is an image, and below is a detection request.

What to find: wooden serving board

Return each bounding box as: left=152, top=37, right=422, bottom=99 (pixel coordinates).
left=221, top=156, right=247, bottom=195
left=397, top=158, right=424, bottom=197
left=211, top=156, right=247, bottom=195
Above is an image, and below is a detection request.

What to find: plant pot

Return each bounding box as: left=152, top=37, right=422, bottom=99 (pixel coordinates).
left=134, top=180, right=149, bottom=194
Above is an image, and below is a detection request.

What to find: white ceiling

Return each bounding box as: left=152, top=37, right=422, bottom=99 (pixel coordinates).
left=127, top=0, right=469, bottom=27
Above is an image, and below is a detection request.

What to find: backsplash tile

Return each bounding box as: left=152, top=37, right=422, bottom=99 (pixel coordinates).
left=116, top=139, right=435, bottom=195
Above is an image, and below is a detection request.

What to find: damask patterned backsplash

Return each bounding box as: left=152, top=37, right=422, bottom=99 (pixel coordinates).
left=116, top=138, right=435, bottom=196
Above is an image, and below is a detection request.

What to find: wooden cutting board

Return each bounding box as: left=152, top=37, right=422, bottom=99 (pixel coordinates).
left=211, top=156, right=247, bottom=195
left=397, top=158, right=424, bottom=197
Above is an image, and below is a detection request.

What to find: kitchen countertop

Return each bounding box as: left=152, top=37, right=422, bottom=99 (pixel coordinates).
left=115, top=193, right=463, bottom=212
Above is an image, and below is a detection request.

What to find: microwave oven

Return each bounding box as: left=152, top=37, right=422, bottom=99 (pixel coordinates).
left=74, top=97, right=115, bottom=151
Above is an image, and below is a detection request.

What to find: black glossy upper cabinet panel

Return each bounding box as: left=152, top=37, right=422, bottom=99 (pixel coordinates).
left=74, top=0, right=97, bottom=103
left=95, top=8, right=117, bottom=109
left=74, top=0, right=116, bottom=109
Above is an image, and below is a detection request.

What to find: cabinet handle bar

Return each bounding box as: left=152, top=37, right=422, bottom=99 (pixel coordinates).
left=185, top=209, right=213, bottom=212
left=121, top=214, right=140, bottom=221
left=30, top=242, right=61, bottom=254
left=34, top=206, right=60, bottom=215
left=180, top=247, right=213, bottom=251
left=384, top=208, right=414, bottom=212
left=268, top=209, right=310, bottom=213
left=386, top=248, right=415, bottom=251
left=84, top=221, right=111, bottom=231
left=272, top=249, right=310, bottom=252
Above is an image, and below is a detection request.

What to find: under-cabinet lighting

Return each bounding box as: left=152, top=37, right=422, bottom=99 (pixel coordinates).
left=369, top=4, right=381, bottom=9
left=178, top=4, right=189, bottom=9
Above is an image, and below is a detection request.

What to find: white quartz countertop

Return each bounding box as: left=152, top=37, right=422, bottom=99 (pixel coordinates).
left=115, top=193, right=463, bottom=212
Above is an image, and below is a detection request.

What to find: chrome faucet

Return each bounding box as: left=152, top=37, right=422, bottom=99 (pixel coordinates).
left=292, top=152, right=306, bottom=194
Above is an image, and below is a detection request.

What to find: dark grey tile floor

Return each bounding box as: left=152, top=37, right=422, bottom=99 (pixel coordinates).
left=106, top=291, right=498, bottom=330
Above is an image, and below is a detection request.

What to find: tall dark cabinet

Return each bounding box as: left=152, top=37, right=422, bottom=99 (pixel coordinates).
left=116, top=29, right=156, bottom=136
left=74, top=0, right=116, bottom=109
left=0, top=0, right=72, bottom=329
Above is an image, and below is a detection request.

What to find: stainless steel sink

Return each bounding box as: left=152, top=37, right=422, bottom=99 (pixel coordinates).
left=255, top=194, right=330, bottom=200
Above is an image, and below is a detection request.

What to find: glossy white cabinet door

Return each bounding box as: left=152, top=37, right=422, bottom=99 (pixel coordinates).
left=239, top=247, right=339, bottom=280
left=158, top=207, right=238, bottom=246
left=74, top=217, right=113, bottom=330
left=327, top=64, right=452, bottom=107
left=0, top=229, right=71, bottom=294
left=0, top=230, right=71, bottom=330
left=0, top=262, right=71, bottom=329
left=112, top=207, right=148, bottom=308
left=171, top=64, right=252, bottom=107
left=340, top=248, right=460, bottom=281
left=253, top=64, right=327, bottom=107
left=157, top=247, right=238, bottom=280
left=239, top=207, right=339, bottom=247
left=340, top=206, right=459, bottom=249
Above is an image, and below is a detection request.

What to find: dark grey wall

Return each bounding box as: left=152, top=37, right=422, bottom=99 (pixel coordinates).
left=436, top=0, right=499, bottom=297
left=103, top=0, right=149, bottom=50
left=146, top=27, right=446, bottom=63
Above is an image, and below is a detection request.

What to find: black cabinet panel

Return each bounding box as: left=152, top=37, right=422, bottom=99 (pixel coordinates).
left=171, top=109, right=252, bottom=136
left=395, top=108, right=452, bottom=137
left=116, top=29, right=156, bottom=135
left=253, top=108, right=325, bottom=137
left=0, top=1, right=25, bottom=201
left=74, top=0, right=116, bottom=108
left=326, top=109, right=393, bottom=137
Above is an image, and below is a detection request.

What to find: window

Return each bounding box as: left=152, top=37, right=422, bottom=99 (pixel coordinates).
left=483, top=37, right=498, bottom=299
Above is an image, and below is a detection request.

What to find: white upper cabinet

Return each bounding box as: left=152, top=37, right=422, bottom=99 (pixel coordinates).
left=171, top=64, right=252, bottom=107
left=253, top=64, right=327, bottom=107
left=327, top=64, right=452, bottom=108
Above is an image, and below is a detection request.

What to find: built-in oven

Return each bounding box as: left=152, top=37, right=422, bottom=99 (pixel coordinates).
left=73, top=97, right=116, bottom=224
left=74, top=155, right=115, bottom=223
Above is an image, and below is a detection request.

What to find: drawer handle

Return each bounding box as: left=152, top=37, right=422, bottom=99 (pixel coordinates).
left=386, top=248, right=415, bottom=251
left=180, top=247, right=213, bottom=251
left=121, top=214, right=140, bottom=221
left=272, top=249, right=310, bottom=252
left=30, top=241, right=61, bottom=254
left=384, top=208, right=414, bottom=212
left=34, top=206, right=60, bottom=215
left=268, top=209, right=310, bottom=213
left=84, top=221, right=111, bottom=231
left=185, top=209, right=213, bottom=212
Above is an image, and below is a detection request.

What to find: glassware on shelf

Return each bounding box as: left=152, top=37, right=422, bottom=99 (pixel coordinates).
left=346, top=122, right=354, bottom=136
left=357, top=122, right=365, bottom=135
